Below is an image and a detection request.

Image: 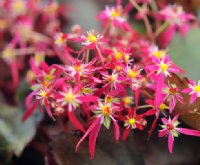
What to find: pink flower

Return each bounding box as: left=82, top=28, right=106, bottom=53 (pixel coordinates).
left=97, top=2, right=129, bottom=30
left=158, top=5, right=195, bottom=46
left=148, top=55, right=180, bottom=77
left=162, top=83, right=185, bottom=113
left=159, top=115, right=200, bottom=153
left=80, top=30, right=103, bottom=48
left=76, top=100, right=120, bottom=159
left=182, top=79, right=200, bottom=103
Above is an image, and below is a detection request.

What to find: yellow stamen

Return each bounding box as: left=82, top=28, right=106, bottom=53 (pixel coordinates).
left=116, top=65, right=122, bottom=71
left=13, top=1, right=25, bottom=12
left=87, top=34, right=97, bottom=43
left=123, top=96, right=132, bottom=105
left=45, top=74, right=53, bottom=82
left=127, top=69, right=138, bottom=78
left=111, top=9, right=120, bottom=17
left=194, top=85, right=200, bottom=92
left=73, top=64, right=82, bottom=72
left=0, top=19, right=8, bottom=31
left=115, top=51, right=123, bottom=60
left=159, top=103, right=167, bottom=111
left=2, top=48, right=15, bottom=60
left=40, top=91, right=47, bottom=97
left=106, top=95, right=113, bottom=103
left=107, top=74, right=117, bottom=83
left=55, top=36, right=65, bottom=45
left=102, top=105, right=112, bottom=116
left=160, top=63, right=168, bottom=71
left=65, top=91, right=75, bottom=103
left=154, top=50, right=165, bottom=58
left=128, top=118, right=135, bottom=125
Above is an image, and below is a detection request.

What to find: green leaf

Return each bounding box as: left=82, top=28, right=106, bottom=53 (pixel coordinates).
left=169, top=27, right=200, bottom=81
left=103, top=116, right=111, bottom=129
left=0, top=103, right=42, bottom=158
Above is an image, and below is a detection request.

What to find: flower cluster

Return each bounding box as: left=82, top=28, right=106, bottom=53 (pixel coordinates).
left=0, top=0, right=68, bottom=88
left=1, top=0, right=200, bottom=159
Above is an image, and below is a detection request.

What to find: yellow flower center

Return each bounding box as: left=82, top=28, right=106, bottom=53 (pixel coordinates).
left=107, top=74, right=117, bottom=83
left=81, top=87, right=92, bottom=94
left=159, top=103, right=167, bottom=111
left=123, top=96, right=132, bottom=105
left=128, top=118, right=135, bottom=125
left=44, top=3, right=58, bottom=14
left=87, top=34, right=97, bottom=43
left=2, top=48, right=15, bottom=60
left=44, top=74, right=53, bottom=82
left=73, top=64, right=82, bottom=72
left=116, top=65, right=122, bottom=71
left=115, top=51, right=123, bottom=60
left=106, top=95, right=113, bottom=103
left=124, top=54, right=129, bottom=62
left=55, top=36, right=65, bottom=45
left=194, top=85, right=200, bottom=92
left=127, top=69, right=138, bottom=78
left=160, top=63, right=168, bottom=71
left=0, top=19, right=8, bottom=31
left=65, top=92, right=75, bottom=103
left=13, top=1, right=25, bottom=12
left=34, top=52, right=45, bottom=64
left=40, top=91, right=47, bottom=98
left=154, top=50, right=165, bottom=58
left=102, top=105, right=112, bottom=116
left=27, top=70, right=36, bottom=81
left=111, top=9, right=120, bottom=18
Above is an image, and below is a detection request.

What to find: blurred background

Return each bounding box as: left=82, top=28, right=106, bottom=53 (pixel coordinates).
left=1, top=0, right=200, bottom=165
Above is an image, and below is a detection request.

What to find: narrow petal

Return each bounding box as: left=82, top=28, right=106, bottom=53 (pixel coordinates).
left=76, top=117, right=101, bottom=151
left=181, top=88, right=192, bottom=93
left=89, top=118, right=102, bottom=159
left=158, top=129, right=168, bottom=137
left=77, top=95, right=98, bottom=103
left=122, top=127, right=130, bottom=141
left=22, top=100, right=39, bottom=122
left=168, top=133, right=174, bottom=154
left=176, top=128, right=200, bottom=137
left=190, top=93, right=197, bottom=104
left=112, top=119, right=120, bottom=142
left=26, top=91, right=37, bottom=108
left=44, top=99, right=55, bottom=121
left=169, top=96, right=176, bottom=113
left=68, top=110, right=85, bottom=133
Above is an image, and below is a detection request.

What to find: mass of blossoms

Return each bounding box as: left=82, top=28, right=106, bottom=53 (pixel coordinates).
left=1, top=0, right=200, bottom=159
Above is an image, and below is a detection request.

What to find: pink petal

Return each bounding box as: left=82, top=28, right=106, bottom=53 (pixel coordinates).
left=143, top=109, right=156, bottom=116
left=169, top=96, right=176, bottom=113
left=148, top=117, right=158, bottom=139
left=112, top=119, right=120, bottom=142
left=77, top=95, right=98, bottom=103
left=168, top=133, right=174, bottom=154
left=155, top=74, right=165, bottom=109
left=182, top=88, right=192, bottom=93
left=122, top=127, right=130, bottom=141
left=44, top=99, right=55, bottom=121
left=161, top=117, right=169, bottom=125
left=190, top=93, right=197, bottom=104
left=68, top=110, right=85, bottom=133
left=89, top=117, right=102, bottom=159
left=176, top=128, right=200, bottom=137
left=76, top=117, right=102, bottom=152
left=159, top=129, right=168, bottom=137
left=26, top=91, right=37, bottom=108
left=22, top=100, right=39, bottom=122
left=176, top=94, right=185, bottom=104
